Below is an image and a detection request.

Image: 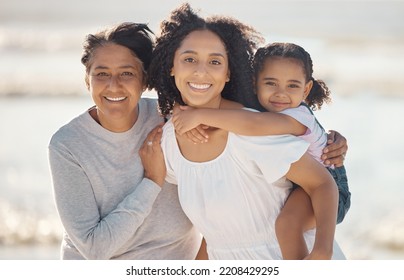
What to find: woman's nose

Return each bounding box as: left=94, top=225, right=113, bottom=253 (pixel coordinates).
left=194, top=63, right=207, bottom=75
left=108, top=75, right=121, bottom=91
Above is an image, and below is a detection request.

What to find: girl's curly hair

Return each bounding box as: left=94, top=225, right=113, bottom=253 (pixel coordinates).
left=253, top=42, right=331, bottom=111
left=148, top=3, right=264, bottom=117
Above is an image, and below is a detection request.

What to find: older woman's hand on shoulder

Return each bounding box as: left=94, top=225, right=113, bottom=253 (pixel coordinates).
left=139, top=124, right=166, bottom=187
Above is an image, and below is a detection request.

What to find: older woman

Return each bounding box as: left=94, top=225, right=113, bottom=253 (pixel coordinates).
left=48, top=22, right=200, bottom=259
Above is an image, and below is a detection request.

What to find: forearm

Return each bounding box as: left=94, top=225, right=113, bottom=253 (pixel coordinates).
left=49, top=146, right=161, bottom=259
left=58, top=177, right=161, bottom=260
left=195, top=238, right=209, bottom=260
left=198, top=109, right=303, bottom=136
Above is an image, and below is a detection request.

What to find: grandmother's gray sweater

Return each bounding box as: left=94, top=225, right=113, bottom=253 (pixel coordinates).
left=48, top=98, right=200, bottom=259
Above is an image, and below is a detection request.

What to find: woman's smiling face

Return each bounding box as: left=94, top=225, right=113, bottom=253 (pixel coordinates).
left=87, top=43, right=145, bottom=131
left=171, top=29, right=230, bottom=109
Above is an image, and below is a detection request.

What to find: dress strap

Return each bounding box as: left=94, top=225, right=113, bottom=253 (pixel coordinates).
left=299, top=102, right=325, bottom=131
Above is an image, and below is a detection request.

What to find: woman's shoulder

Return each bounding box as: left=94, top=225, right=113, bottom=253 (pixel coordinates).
left=49, top=110, right=92, bottom=146
left=162, top=118, right=175, bottom=138
left=139, top=97, right=159, bottom=114
left=220, top=99, right=244, bottom=109
left=229, top=133, right=307, bottom=149
left=138, top=97, right=164, bottom=124
left=228, top=133, right=310, bottom=183
left=140, top=96, right=158, bottom=105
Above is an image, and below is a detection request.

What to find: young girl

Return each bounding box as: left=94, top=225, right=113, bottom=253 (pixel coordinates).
left=149, top=3, right=345, bottom=260
left=172, top=42, right=350, bottom=259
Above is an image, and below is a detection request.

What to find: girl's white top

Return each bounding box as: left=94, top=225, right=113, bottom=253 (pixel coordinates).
left=280, top=104, right=328, bottom=165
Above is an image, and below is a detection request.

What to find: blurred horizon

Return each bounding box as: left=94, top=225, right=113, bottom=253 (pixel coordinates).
left=1, top=0, right=404, bottom=97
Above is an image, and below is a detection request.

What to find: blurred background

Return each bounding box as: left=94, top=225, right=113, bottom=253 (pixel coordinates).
left=0, top=0, right=403, bottom=259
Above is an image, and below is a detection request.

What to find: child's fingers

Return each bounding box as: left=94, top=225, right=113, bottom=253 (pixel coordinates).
left=195, top=126, right=209, bottom=140
left=186, top=129, right=205, bottom=144
left=184, top=131, right=200, bottom=144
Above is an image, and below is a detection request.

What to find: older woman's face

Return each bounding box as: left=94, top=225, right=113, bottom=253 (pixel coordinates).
left=87, top=43, right=145, bottom=131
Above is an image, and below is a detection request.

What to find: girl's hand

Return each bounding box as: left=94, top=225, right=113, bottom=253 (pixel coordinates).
left=322, top=130, right=348, bottom=167
left=182, top=125, right=210, bottom=144
left=139, top=124, right=166, bottom=187
left=172, top=105, right=209, bottom=144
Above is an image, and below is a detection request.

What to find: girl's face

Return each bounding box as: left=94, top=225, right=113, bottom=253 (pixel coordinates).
left=256, top=57, right=312, bottom=112
left=87, top=43, right=145, bottom=131
left=171, top=29, right=230, bottom=109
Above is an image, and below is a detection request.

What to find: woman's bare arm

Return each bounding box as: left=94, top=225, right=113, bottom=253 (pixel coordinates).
left=195, top=238, right=208, bottom=260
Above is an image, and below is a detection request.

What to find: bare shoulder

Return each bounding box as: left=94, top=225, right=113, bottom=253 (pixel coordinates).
left=220, top=99, right=244, bottom=109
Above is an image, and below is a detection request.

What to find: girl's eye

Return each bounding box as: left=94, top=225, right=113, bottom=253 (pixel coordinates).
left=210, top=59, right=221, bottom=65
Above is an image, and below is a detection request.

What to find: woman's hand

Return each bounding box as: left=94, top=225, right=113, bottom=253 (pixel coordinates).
left=139, top=124, right=166, bottom=187
left=322, top=130, right=348, bottom=167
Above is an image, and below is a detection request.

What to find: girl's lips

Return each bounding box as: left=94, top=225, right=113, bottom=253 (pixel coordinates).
left=270, top=101, right=289, bottom=105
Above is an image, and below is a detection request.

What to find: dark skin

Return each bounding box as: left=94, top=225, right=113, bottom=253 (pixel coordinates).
left=323, top=130, right=348, bottom=167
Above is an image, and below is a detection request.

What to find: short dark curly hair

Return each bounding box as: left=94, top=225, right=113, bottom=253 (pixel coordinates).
left=81, top=22, right=154, bottom=87
left=148, top=3, right=264, bottom=117
left=253, top=42, right=331, bottom=111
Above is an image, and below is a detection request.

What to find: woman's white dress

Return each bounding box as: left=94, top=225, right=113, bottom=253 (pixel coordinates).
left=162, top=120, right=345, bottom=260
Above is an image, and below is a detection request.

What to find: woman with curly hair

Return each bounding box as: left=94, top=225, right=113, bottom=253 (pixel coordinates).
left=170, top=42, right=350, bottom=259
left=149, top=3, right=346, bottom=260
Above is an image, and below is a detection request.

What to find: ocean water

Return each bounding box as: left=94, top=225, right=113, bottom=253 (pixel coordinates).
left=1, top=0, right=404, bottom=259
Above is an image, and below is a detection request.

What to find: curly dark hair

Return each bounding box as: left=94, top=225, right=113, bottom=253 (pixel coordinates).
left=253, top=42, right=331, bottom=111
left=148, top=3, right=264, bottom=117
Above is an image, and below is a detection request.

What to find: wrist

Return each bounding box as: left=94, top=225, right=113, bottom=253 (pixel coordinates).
left=144, top=172, right=165, bottom=188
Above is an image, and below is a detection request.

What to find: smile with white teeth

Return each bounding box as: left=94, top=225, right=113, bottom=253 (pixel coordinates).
left=189, top=82, right=211, bottom=90
left=105, top=96, right=126, bottom=102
